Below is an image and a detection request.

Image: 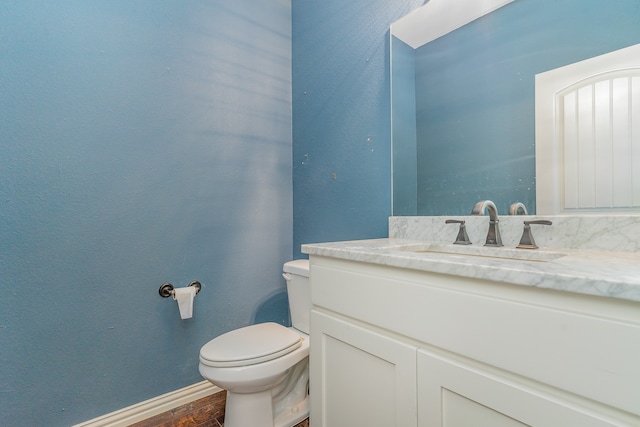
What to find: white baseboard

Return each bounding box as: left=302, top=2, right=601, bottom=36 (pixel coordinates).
left=72, top=381, right=223, bottom=427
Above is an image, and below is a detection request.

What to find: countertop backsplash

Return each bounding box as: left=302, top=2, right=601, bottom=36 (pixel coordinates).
left=389, top=215, right=640, bottom=253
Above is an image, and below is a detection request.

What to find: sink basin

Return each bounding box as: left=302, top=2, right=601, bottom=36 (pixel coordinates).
left=395, top=243, right=566, bottom=262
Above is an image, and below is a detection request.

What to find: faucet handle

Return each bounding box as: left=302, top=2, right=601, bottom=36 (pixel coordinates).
left=517, top=220, right=552, bottom=249
left=445, top=219, right=472, bottom=245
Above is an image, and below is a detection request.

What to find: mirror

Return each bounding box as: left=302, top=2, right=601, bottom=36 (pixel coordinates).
left=391, top=0, right=640, bottom=216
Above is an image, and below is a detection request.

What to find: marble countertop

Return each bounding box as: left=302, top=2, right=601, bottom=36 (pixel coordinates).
left=301, top=237, right=640, bottom=303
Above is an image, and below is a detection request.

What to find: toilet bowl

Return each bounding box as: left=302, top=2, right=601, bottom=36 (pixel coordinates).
left=199, top=260, right=311, bottom=427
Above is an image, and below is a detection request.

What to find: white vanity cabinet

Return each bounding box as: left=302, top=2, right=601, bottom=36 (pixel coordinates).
left=308, top=256, right=640, bottom=427
left=310, top=310, right=418, bottom=426
left=417, top=349, right=623, bottom=426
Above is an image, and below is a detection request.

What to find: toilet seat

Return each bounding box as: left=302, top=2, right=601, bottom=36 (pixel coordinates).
left=200, top=322, right=302, bottom=368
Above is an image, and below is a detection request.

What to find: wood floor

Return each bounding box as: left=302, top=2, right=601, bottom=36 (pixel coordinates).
left=129, top=390, right=309, bottom=427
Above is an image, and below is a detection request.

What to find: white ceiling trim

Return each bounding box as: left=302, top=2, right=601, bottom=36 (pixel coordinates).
left=391, top=0, right=515, bottom=49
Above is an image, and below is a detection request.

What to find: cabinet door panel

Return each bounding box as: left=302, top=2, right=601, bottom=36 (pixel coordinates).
left=310, top=310, right=417, bottom=427
left=418, top=349, right=626, bottom=427
left=442, top=389, right=528, bottom=427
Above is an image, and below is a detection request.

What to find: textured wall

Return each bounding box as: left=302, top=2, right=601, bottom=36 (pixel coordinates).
left=414, top=0, right=640, bottom=215
left=391, top=37, right=418, bottom=216
left=0, top=1, right=291, bottom=425
left=292, top=0, right=424, bottom=258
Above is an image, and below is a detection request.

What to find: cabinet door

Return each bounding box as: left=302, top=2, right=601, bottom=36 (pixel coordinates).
left=418, top=349, right=627, bottom=427
left=310, top=310, right=417, bottom=427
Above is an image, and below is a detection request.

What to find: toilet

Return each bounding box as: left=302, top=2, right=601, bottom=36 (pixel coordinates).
left=199, top=260, right=311, bottom=427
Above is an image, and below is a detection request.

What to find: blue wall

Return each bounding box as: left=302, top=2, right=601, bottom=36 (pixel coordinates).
left=391, top=37, right=418, bottom=215
left=0, top=1, right=291, bottom=425
left=414, top=0, right=640, bottom=215
left=292, top=0, right=424, bottom=258
left=12, top=0, right=631, bottom=424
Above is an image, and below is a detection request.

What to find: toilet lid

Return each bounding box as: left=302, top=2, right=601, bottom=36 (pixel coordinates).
left=200, top=322, right=302, bottom=368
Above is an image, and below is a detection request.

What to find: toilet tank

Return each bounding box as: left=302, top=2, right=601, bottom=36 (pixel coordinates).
left=282, top=259, right=310, bottom=334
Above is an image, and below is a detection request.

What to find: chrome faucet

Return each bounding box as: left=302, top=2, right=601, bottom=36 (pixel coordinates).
left=471, top=200, right=503, bottom=247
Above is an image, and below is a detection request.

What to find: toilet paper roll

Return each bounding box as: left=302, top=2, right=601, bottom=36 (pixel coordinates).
left=173, top=286, right=196, bottom=319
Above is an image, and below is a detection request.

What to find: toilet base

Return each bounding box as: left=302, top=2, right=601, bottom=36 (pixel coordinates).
left=274, top=394, right=309, bottom=427
left=273, top=358, right=310, bottom=427
left=223, top=387, right=309, bottom=427
left=224, top=389, right=274, bottom=427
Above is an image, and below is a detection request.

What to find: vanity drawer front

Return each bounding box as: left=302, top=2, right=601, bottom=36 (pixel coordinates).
left=310, top=256, right=640, bottom=416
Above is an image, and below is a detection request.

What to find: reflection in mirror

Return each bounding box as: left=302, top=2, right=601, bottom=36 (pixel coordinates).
left=536, top=44, right=640, bottom=214
left=391, top=0, right=640, bottom=216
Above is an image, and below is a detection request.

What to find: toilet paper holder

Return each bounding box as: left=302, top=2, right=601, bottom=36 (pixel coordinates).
left=158, top=281, right=201, bottom=298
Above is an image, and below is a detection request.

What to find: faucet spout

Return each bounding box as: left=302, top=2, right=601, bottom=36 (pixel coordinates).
left=509, top=202, right=528, bottom=215
left=471, top=200, right=503, bottom=247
